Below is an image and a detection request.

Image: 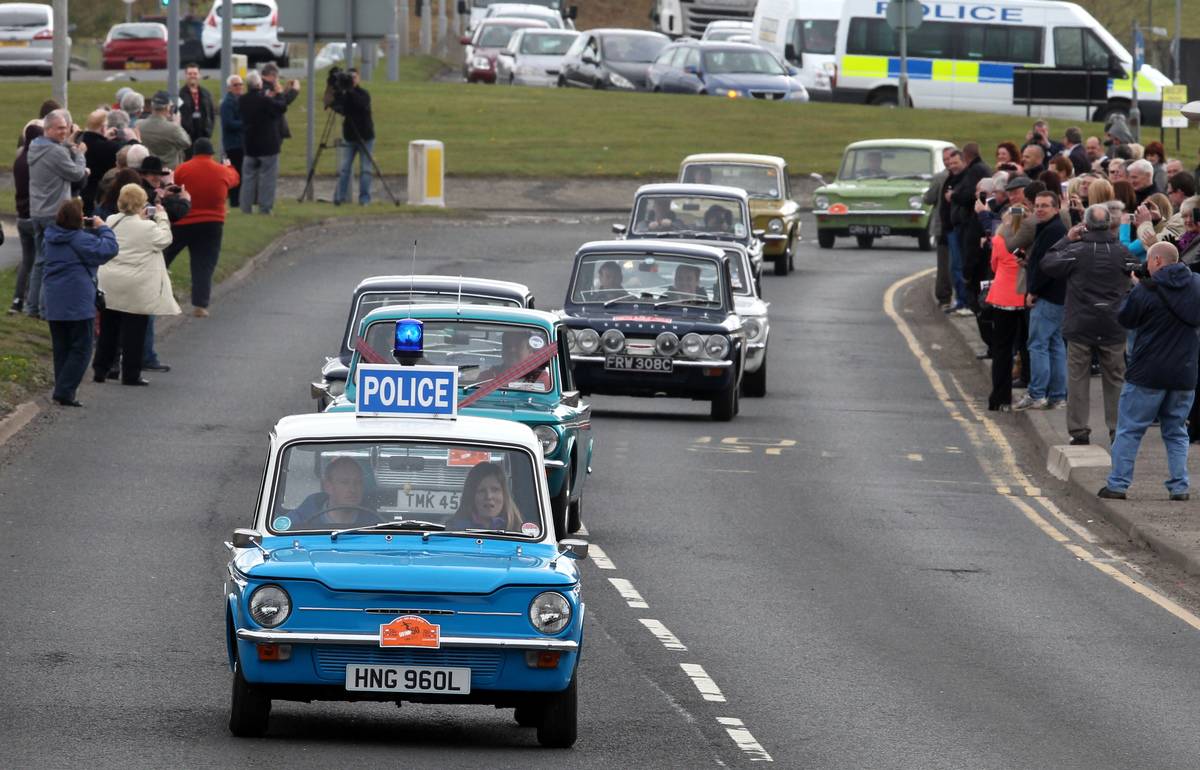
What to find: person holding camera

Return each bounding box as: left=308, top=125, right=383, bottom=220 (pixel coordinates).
left=1040, top=204, right=1134, bottom=445
left=1097, top=241, right=1200, bottom=500
left=138, top=91, right=191, bottom=172
left=330, top=67, right=375, bottom=206
left=238, top=69, right=299, bottom=215
left=41, top=199, right=118, bottom=407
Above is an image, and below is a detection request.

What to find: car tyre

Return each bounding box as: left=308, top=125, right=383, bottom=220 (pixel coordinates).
left=855, top=234, right=874, bottom=249
left=817, top=230, right=835, bottom=249
left=515, top=704, right=541, bottom=727
left=277, top=54, right=290, bottom=68
left=711, top=381, right=738, bottom=422
left=773, top=255, right=788, bottom=276
left=536, top=675, right=578, bottom=748
left=567, top=492, right=582, bottom=534
left=917, top=227, right=932, bottom=251
left=550, top=466, right=571, bottom=539
left=557, top=75, right=567, bottom=87
left=742, top=356, right=766, bottom=398
left=229, top=659, right=271, bottom=738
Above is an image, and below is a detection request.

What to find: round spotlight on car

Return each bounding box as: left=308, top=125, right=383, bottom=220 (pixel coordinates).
left=600, top=328, right=625, bottom=354
left=814, top=196, right=830, bottom=210
left=768, top=218, right=784, bottom=234
left=742, top=318, right=763, bottom=342
left=908, top=195, right=924, bottom=210
left=249, top=584, right=291, bottom=628
left=529, top=592, right=572, bottom=634
left=564, top=327, right=578, bottom=353
left=681, top=333, right=705, bottom=358
left=655, top=331, right=680, bottom=356
left=577, top=328, right=601, bottom=355
left=704, top=334, right=730, bottom=359
left=533, top=425, right=559, bottom=456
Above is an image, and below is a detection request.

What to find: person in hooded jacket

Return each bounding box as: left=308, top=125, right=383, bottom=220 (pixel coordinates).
left=9, top=121, right=42, bottom=315
left=1098, top=242, right=1200, bottom=500
left=41, top=198, right=118, bottom=406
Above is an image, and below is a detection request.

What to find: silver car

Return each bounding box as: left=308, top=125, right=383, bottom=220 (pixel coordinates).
left=0, top=3, right=64, bottom=74
left=496, top=28, right=579, bottom=86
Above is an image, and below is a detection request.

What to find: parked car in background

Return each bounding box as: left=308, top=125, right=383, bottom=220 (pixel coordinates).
left=463, top=18, right=550, bottom=83
left=701, top=20, right=753, bottom=41
left=201, top=0, right=288, bottom=66
left=496, top=28, right=579, bottom=86
left=102, top=23, right=168, bottom=71
left=647, top=40, right=808, bottom=102
left=557, top=28, right=669, bottom=91
left=0, top=2, right=64, bottom=76
left=460, top=0, right=574, bottom=34
left=313, top=41, right=386, bottom=72
left=485, top=3, right=573, bottom=30
left=139, top=14, right=206, bottom=65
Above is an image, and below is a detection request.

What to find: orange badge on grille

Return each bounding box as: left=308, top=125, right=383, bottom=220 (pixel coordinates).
left=447, top=448, right=492, bottom=467
left=380, top=615, right=441, bottom=648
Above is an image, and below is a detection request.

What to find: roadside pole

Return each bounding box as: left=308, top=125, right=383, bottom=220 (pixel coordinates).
left=420, top=0, right=432, bottom=54
left=899, top=22, right=908, bottom=110
left=167, top=0, right=180, bottom=102
left=305, top=0, right=317, bottom=202
left=886, top=0, right=921, bottom=110
left=220, top=0, right=232, bottom=98
left=437, top=0, right=447, bottom=55
left=51, top=0, right=67, bottom=107
left=1130, top=22, right=1144, bottom=141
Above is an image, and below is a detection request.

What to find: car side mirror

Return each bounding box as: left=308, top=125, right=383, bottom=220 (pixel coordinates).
left=1109, top=55, right=1127, bottom=79
left=561, top=389, right=581, bottom=407
left=582, top=52, right=597, bottom=65
left=784, top=43, right=801, bottom=65
left=809, top=172, right=827, bottom=184
left=684, top=64, right=699, bottom=75
left=787, top=65, right=800, bottom=77
left=231, top=528, right=260, bottom=549
left=460, top=34, right=472, bottom=45
left=568, top=5, right=578, bottom=20
left=310, top=381, right=331, bottom=400
left=558, top=539, right=589, bottom=559
left=752, top=229, right=766, bottom=240
left=612, top=223, right=627, bottom=236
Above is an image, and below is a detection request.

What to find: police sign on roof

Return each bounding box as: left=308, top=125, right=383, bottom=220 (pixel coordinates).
left=356, top=365, right=459, bottom=418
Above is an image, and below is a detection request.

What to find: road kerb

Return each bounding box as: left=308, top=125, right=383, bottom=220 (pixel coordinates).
left=0, top=400, right=38, bottom=446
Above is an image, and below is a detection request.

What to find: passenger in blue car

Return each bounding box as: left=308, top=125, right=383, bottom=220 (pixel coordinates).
left=444, top=462, right=527, bottom=532
left=290, top=457, right=380, bottom=530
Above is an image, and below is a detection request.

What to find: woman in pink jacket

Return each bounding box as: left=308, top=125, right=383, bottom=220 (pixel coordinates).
left=985, top=210, right=1032, bottom=411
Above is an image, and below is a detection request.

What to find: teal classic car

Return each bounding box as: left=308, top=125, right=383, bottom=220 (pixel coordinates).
left=327, top=304, right=592, bottom=539
left=812, top=138, right=954, bottom=251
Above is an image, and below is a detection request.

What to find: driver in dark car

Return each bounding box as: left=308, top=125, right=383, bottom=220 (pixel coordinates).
left=290, top=456, right=380, bottom=529
left=665, top=263, right=708, bottom=299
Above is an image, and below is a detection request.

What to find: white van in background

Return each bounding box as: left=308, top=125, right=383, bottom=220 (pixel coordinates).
left=752, top=0, right=1173, bottom=123
left=653, top=0, right=758, bottom=39
left=460, top=0, right=573, bottom=33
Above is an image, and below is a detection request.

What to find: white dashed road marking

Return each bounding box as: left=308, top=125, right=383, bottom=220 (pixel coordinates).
left=680, top=663, right=726, bottom=702
left=609, top=577, right=649, bottom=608
left=717, top=717, right=774, bottom=762
left=639, top=618, right=687, bottom=651
left=589, top=544, right=616, bottom=570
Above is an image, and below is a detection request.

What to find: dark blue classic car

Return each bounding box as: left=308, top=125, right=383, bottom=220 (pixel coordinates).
left=560, top=240, right=746, bottom=421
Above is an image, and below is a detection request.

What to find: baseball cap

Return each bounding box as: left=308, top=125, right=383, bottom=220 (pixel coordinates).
left=150, top=90, right=172, bottom=108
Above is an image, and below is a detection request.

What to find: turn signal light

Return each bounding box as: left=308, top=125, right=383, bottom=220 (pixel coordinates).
left=257, top=643, right=292, bottom=661
left=525, top=651, right=561, bottom=669
left=827, top=203, right=849, bottom=215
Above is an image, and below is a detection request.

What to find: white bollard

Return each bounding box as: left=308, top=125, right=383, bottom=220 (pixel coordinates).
left=231, top=53, right=248, bottom=81
left=408, top=140, right=445, bottom=207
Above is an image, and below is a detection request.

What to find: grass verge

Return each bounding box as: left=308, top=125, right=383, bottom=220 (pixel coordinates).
left=0, top=201, right=456, bottom=415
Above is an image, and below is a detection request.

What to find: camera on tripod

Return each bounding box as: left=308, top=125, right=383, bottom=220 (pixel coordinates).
left=323, top=66, right=355, bottom=113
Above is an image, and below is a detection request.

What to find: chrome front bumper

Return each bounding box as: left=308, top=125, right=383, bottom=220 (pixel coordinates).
left=572, top=355, right=733, bottom=368
left=238, top=628, right=579, bottom=651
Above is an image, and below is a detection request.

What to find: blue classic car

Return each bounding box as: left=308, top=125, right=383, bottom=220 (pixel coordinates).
left=311, top=275, right=535, bottom=411
left=225, top=409, right=588, bottom=747
left=327, top=304, right=592, bottom=539
left=561, top=240, right=746, bottom=421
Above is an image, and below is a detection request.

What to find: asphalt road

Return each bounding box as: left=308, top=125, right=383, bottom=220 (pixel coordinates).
left=4, top=215, right=1200, bottom=768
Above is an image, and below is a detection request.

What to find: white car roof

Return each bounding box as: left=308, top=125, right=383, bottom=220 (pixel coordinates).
left=272, top=412, right=541, bottom=454
left=635, top=182, right=751, bottom=202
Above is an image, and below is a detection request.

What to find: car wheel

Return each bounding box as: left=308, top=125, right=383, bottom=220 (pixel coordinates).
left=855, top=234, right=875, bottom=249
left=711, top=381, right=738, bottom=422
left=515, top=704, right=541, bottom=727
left=741, top=357, right=766, bottom=398
left=228, top=658, right=271, bottom=738
left=917, top=226, right=933, bottom=251
left=557, top=75, right=567, bottom=87
left=817, top=230, right=835, bottom=249
left=550, top=466, right=570, bottom=539
left=536, top=675, right=578, bottom=748
left=276, top=54, right=289, bottom=68
left=773, top=255, right=788, bottom=276
left=567, top=492, right=582, bottom=534
left=788, top=233, right=797, bottom=270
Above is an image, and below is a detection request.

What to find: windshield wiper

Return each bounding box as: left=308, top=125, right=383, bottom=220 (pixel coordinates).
left=888, top=174, right=930, bottom=180
left=461, top=377, right=496, bottom=392
left=331, top=520, right=445, bottom=540
left=441, top=528, right=520, bottom=537
left=654, top=297, right=712, bottom=308
left=603, top=292, right=646, bottom=307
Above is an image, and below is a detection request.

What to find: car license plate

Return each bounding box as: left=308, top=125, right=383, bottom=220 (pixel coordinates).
left=604, top=354, right=673, bottom=373
left=345, top=665, right=471, bottom=694
left=849, top=224, right=891, bottom=236
left=125, top=61, right=151, bottom=69
left=0, top=40, right=27, bottom=47
left=234, top=24, right=256, bottom=31
left=399, top=488, right=460, bottom=513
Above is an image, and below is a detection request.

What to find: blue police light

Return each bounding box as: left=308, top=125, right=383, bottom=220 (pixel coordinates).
left=394, top=318, right=424, bottom=362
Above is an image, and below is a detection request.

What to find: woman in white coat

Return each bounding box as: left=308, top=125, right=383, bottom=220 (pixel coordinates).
left=93, top=183, right=181, bottom=386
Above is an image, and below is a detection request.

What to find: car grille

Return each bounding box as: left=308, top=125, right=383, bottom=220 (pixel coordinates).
left=314, top=646, right=505, bottom=683
left=750, top=91, right=785, bottom=100
left=374, top=464, right=469, bottom=490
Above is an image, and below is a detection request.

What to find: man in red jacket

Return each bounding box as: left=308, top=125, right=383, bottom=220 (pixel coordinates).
left=165, top=138, right=240, bottom=317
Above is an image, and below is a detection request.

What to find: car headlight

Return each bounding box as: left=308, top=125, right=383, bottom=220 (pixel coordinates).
left=908, top=195, right=924, bottom=210
left=473, top=56, right=492, bottom=69
left=815, top=195, right=829, bottom=210
left=743, top=318, right=763, bottom=342
left=704, top=334, right=730, bottom=359
left=530, top=591, right=571, bottom=634
left=249, top=584, right=291, bottom=628
left=767, top=218, right=784, bottom=233
left=609, top=71, right=634, bottom=89
left=785, top=87, right=808, bottom=101
left=533, top=425, right=559, bottom=456
left=681, top=333, right=705, bottom=358
left=655, top=331, right=680, bottom=356
left=564, top=327, right=578, bottom=353
left=577, top=328, right=600, bottom=355
left=601, top=328, right=625, bottom=353
left=328, top=379, right=346, bottom=398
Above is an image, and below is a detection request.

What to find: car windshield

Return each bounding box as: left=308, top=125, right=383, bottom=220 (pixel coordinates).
left=702, top=49, right=785, bottom=75
left=602, top=34, right=667, bottom=63
left=681, top=163, right=783, bottom=199
left=493, top=11, right=562, bottom=28
left=479, top=24, right=521, bottom=47
left=521, top=32, right=576, bottom=54
left=705, top=29, right=749, bottom=42
left=0, top=8, right=48, bottom=27
left=569, top=253, right=725, bottom=308
left=359, top=320, right=554, bottom=394
left=630, top=195, right=748, bottom=239
left=268, top=440, right=544, bottom=538
left=214, top=3, right=272, bottom=20
left=476, top=0, right=560, bottom=7
left=344, top=291, right=523, bottom=352
left=109, top=24, right=165, bottom=40
left=838, top=147, right=934, bottom=180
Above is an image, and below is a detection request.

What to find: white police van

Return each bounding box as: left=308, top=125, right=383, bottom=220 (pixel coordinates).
left=752, top=0, right=1173, bottom=123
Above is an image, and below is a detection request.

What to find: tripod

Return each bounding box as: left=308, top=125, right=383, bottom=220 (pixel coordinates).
left=299, top=106, right=400, bottom=206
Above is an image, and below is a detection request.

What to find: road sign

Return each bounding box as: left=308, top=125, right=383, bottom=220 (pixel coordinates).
left=1134, top=27, right=1145, bottom=72
left=885, top=0, right=922, bottom=31
left=356, top=365, right=459, bottom=418
left=1162, top=85, right=1189, bottom=128
left=278, top=0, right=396, bottom=41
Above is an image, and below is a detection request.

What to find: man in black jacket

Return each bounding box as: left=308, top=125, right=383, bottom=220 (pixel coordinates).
left=1041, top=204, right=1134, bottom=445
left=332, top=68, right=376, bottom=206
left=940, top=150, right=967, bottom=313
left=1015, top=190, right=1069, bottom=410
left=238, top=69, right=299, bottom=215
left=1063, top=127, right=1090, bottom=177
left=1098, top=242, right=1200, bottom=500
left=178, top=63, right=215, bottom=158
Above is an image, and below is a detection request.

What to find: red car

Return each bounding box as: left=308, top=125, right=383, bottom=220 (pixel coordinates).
left=462, top=18, right=549, bottom=83
left=102, top=22, right=168, bottom=70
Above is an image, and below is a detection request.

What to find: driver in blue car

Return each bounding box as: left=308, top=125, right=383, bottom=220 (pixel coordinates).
left=289, top=457, right=380, bottom=529
left=444, top=462, right=528, bottom=532
left=479, top=329, right=552, bottom=389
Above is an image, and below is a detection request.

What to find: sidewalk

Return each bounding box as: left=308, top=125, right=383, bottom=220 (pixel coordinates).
left=942, top=292, right=1200, bottom=575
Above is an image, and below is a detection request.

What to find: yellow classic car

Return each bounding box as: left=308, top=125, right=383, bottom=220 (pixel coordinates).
left=679, top=153, right=801, bottom=276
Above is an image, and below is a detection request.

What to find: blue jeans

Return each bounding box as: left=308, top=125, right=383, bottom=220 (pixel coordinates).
left=24, top=215, right=56, bottom=317
left=335, top=138, right=375, bottom=205
left=1026, top=299, right=1066, bottom=401
left=1106, top=383, right=1195, bottom=495
left=143, top=316, right=159, bottom=367
left=946, top=227, right=967, bottom=307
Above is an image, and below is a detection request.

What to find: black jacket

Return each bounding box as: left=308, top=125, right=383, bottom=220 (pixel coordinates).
left=938, top=171, right=961, bottom=239
left=1119, top=262, right=1200, bottom=390
left=178, top=84, right=216, bottom=141
left=79, top=131, right=119, bottom=215
left=239, top=87, right=293, bottom=157
left=338, top=86, right=374, bottom=143
left=1040, top=230, right=1133, bottom=346
left=1025, top=216, right=1068, bottom=304
left=949, top=156, right=992, bottom=228
left=1067, top=144, right=1090, bottom=176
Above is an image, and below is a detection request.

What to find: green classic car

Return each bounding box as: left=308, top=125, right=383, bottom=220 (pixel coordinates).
left=679, top=153, right=801, bottom=276
left=812, top=139, right=954, bottom=251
